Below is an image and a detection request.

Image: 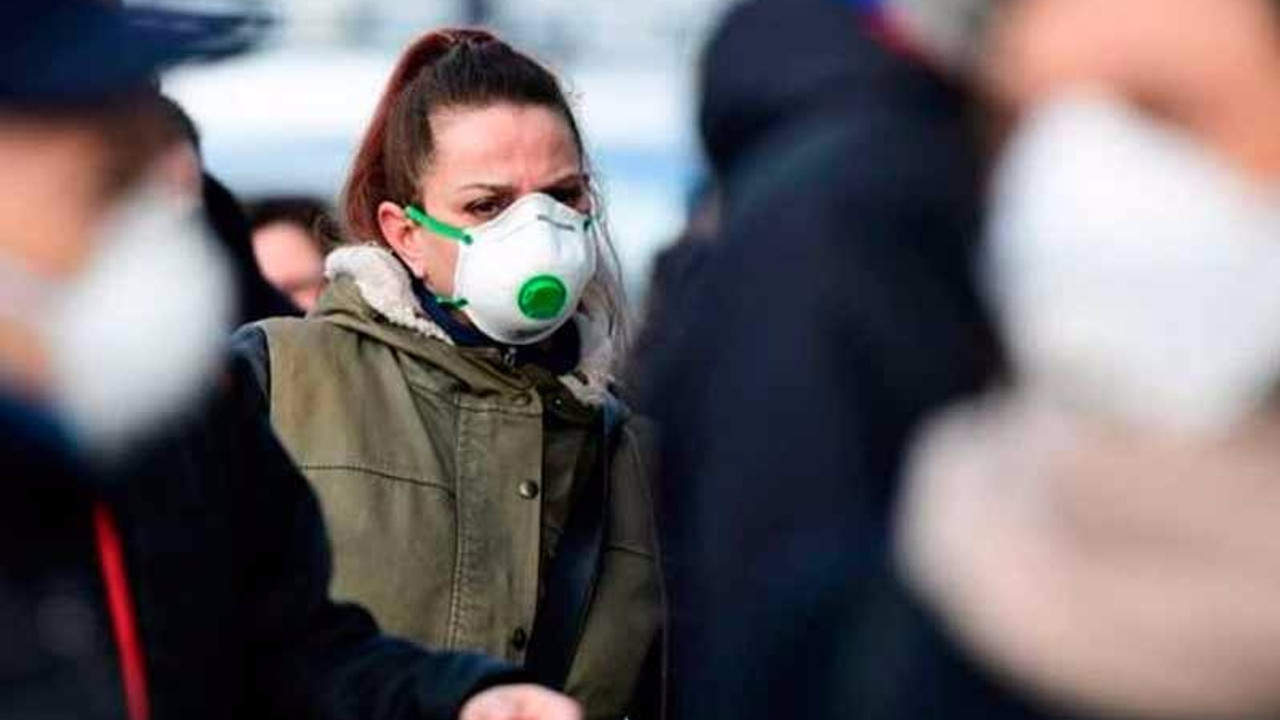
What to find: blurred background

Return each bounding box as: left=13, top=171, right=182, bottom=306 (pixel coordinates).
left=149, top=0, right=737, bottom=302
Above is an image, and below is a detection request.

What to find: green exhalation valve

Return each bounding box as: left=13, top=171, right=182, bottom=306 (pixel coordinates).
left=518, top=275, right=568, bottom=320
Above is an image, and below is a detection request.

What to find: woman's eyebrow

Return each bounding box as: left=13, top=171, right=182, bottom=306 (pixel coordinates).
left=457, top=182, right=515, bottom=193
left=539, top=172, right=589, bottom=190
left=457, top=172, right=587, bottom=193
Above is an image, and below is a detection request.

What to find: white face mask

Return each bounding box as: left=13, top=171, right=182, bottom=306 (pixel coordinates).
left=985, top=94, right=1280, bottom=435
left=406, top=192, right=597, bottom=346
left=0, top=184, right=234, bottom=454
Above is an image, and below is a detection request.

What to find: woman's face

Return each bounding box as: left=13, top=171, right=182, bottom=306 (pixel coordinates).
left=379, top=102, right=589, bottom=298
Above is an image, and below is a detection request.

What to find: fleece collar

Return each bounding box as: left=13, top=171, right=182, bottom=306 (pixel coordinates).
left=323, top=244, right=614, bottom=405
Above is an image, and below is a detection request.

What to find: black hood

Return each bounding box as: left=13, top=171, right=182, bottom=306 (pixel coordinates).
left=698, top=0, right=952, bottom=178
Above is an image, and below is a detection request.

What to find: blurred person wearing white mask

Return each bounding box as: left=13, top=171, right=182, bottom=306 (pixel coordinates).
left=0, top=2, right=582, bottom=720
left=895, top=0, right=1280, bottom=718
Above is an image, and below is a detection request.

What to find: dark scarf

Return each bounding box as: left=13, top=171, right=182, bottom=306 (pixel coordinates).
left=413, top=281, right=582, bottom=377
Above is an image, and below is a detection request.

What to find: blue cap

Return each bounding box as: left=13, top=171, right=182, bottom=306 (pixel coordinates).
left=0, top=0, right=260, bottom=107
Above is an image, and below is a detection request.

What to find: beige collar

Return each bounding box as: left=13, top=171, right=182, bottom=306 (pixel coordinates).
left=324, top=244, right=615, bottom=405
left=897, top=394, right=1280, bottom=719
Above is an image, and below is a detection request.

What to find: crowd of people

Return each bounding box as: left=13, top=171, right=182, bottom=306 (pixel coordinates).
left=6, top=0, right=1280, bottom=719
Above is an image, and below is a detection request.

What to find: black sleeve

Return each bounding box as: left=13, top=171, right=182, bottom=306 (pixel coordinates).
left=225, top=358, right=525, bottom=720
left=229, top=324, right=271, bottom=403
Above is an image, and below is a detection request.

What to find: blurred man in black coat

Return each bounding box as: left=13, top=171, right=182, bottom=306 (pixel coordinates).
left=639, top=1, right=1035, bottom=718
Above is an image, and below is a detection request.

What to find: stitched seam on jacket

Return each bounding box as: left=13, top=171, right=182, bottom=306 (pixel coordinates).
left=299, top=464, right=456, bottom=496
left=445, top=410, right=470, bottom=649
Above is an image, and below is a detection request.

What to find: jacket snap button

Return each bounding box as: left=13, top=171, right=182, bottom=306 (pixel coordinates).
left=518, top=480, right=541, bottom=499
left=511, top=627, right=529, bottom=650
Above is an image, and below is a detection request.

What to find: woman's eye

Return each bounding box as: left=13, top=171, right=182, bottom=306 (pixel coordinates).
left=550, top=187, right=585, bottom=207
left=467, top=199, right=504, bottom=218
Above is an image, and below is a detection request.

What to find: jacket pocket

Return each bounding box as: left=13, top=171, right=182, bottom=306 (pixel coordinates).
left=304, top=465, right=458, bottom=650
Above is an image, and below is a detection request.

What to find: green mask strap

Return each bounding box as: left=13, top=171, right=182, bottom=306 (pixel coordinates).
left=404, top=204, right=470, bottom=309
left=437, top=296, right=469, bottom=310
left=404, top=204, right=473, bottom=246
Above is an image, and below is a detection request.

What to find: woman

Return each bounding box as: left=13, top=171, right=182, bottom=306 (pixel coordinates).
left=234, top=29, right=661, bottom=720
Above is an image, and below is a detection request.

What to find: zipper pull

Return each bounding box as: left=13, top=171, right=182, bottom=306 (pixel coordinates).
left=502, top=347, right=518, bottom=369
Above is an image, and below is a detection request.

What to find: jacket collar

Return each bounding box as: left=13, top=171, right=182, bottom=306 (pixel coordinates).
left=320, top=245, right=614, bottom=405
left=411, top=280, right=583, bottom=378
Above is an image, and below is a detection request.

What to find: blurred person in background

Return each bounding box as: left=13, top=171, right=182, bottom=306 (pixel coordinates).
left=205, top=173, right=302, bottom=321
left=626, top=179, right=718, bottom=397
left=154, top=94, right=299, bottom=322
left=637, top=0, right=1018, bottom=717
left=246, top=195, right=334, bottom=312
left=0, top=2, right=584, bottom=719
left=233, top=29, right=661, bottom=720
left=152, top=95, right=204, bottom=197
left=896, top=0, right=1280, bottom=718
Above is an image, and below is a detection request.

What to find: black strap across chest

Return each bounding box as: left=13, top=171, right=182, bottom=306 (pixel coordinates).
left=524, top=395, right=627, bottom=690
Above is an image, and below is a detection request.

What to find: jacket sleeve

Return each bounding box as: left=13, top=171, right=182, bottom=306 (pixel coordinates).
left=229, top=323, right=271, bottom=404
left=225, top=355, right=525, bottom=719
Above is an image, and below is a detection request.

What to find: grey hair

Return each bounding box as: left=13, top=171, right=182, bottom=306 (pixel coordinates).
left=889, top=0, right=997, bottom=71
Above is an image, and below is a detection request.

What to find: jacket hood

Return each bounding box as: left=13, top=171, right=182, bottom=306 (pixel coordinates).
left=318, top=244, right=614, bottom=404
left=699, top=0, right=930, bottom=178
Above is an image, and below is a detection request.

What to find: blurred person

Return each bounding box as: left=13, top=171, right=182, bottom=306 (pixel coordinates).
left=896, top=0, right=1280, bottom=718
left=204, top=174, right=302, bottom=322
left=626, top=179, right=718, bottom=396
left=232, top=29, right=661, bottom=720
left=153, top=94, right=299, bottom=322
left=152, top=94, right=204, bottom=197
left=0, top=2, right=584, bottom=720
left=246, top=196, right=333, bottom=312
left=635, top=0, right=1032, bottom=717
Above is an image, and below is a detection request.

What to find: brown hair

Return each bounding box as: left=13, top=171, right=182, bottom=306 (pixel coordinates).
left=342, top=28, right=630, bottom=360
left=82, top=92, right=177, bottom=202
left=246, top=195, right=335, bottom=253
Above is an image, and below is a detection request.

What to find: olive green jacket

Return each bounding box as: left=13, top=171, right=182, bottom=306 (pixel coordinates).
left=237, top=246, right=662, bottom=720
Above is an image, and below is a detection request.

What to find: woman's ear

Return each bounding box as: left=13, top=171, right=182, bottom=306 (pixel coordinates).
left=377, top=201, right=428, bottom=277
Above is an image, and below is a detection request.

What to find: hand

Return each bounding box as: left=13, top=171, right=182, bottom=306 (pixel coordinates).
left=459, top=684, right=582, bottom=720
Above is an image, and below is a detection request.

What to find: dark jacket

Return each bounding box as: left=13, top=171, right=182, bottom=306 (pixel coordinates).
left=0, top=359, right=519, bottom=720
left=639, top=1, right=1049, bottom=719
